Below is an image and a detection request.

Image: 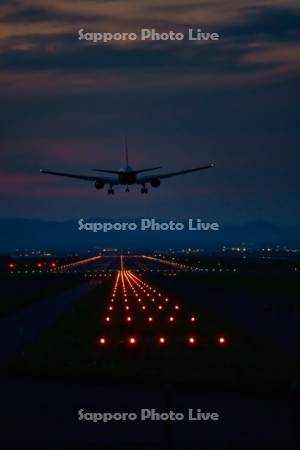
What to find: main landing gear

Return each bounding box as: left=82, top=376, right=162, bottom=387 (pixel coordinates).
left=125, top=186, right=130, bottom=192
left=107, top=187, right=115, bottom=195
left=141, top=186, right=148, bottom=194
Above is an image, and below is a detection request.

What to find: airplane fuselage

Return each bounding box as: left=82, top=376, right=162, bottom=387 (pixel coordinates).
left=118, top=166, right=137, bottom=185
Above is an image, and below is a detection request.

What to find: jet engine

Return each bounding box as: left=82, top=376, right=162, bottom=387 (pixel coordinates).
left=94, top=180, right=105, bottom=189
left=150, top=178, right=161, bottom=188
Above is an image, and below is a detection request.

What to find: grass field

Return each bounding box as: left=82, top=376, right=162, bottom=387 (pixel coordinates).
left=0, top=273, right=84, bottom=318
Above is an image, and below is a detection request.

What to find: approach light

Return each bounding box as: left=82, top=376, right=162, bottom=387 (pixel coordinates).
left=174, top=305, right=180, bottom=310
left=99, top=337, right=106, bottom=345
left=218, top=336, right=227, bottom=345
left=126, top=316, right=132, bottom=322
left=190, top=316, right=196, bottom=322
left=188, top=337, right=196, bottom=345
left=105, top=317, right=111, bottom=323
left=148, top=317, right=153, bottom=322
left=129, top=337, right=136, bottom=345
left=159, top=337, right=166, bottom=344
left=169, top=316, right=175, bottom=322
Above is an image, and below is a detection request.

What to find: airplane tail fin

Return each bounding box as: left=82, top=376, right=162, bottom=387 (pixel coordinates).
left=125, top=136, right=129, bottom=166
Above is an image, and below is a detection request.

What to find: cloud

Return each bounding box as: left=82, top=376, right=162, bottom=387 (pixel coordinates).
left=0, top=3, right=300, bottom=98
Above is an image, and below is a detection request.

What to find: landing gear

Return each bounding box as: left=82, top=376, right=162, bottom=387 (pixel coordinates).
left=125, top=186, right=130, bottom=192
left=107, top=188, right=115, bottom=195
left=141, top=187, right=148, bottom=194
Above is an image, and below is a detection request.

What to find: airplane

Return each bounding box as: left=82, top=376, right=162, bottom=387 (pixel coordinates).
left=40, top=139, right=214, bottom=194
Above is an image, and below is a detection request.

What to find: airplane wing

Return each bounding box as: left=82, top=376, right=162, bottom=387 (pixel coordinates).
left=40, top=169, right=118, bottom=184
left=137, top=164, right=214, bottom=183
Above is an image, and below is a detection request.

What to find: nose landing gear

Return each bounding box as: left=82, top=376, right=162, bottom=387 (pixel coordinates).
left=125, top=186, right=130, bottom=192
left=107, top=187, right=115, bottom=195
left=141, top=186, right=148, bottom=194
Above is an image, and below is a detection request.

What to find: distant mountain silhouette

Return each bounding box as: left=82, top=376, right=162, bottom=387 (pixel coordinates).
left=0, top=218, right=299, bottom=253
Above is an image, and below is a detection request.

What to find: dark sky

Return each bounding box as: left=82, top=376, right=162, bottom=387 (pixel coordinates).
left=0, top=0, right=300, bottom=224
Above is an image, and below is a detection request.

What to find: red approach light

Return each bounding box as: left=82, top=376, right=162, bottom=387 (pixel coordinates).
left=129, top=337, right=136, bottom=345
left=148, top=316, right=153, bottom=322
left=190, top=316, right=196, bottom=322
left=51, top=262, right=57, bottom=268
left=126, top=316, right=132, bottom=322
left=169, top=316, right=175, bottom=323
left=188, top=337, right=196, bottom=345
left=105, top=317, right=111, bottom=323
left=108, top=306, right=113, bottom=311
left=159, top=337, right=166, bottom=344
left=8, top=263, right=16, bottom=269
left=99, top=337, right=106, bottom=345
left=37, top=262, right=43, bottom=268
left=218, top=336, right=227, bottom=345
left=174, top=305, right=180, bottom=310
